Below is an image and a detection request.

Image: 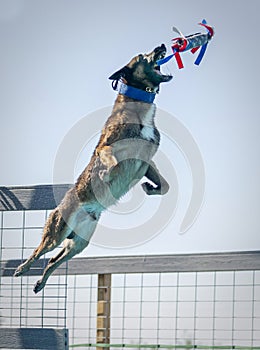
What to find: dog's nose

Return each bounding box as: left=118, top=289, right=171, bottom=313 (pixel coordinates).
left=155, top=44, right=166, bottom=53
left=160, top=44, right=166, bottom=50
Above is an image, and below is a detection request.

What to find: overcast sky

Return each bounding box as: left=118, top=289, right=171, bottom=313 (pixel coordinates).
left=0, top=0, right=259, bottom=256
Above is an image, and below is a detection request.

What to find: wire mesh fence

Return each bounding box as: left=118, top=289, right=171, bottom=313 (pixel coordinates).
left=0, top=186, right=260, bottom=349
left=0, top=210, right=68, bottom=330
left=66, top=270, right=260, bottom=349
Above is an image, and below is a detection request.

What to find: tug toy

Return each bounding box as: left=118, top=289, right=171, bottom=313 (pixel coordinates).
left=157, top=19, right=214, bottom=69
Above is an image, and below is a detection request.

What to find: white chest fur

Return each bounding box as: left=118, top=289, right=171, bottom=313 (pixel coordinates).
left=140, top=104, right=156, bottom=141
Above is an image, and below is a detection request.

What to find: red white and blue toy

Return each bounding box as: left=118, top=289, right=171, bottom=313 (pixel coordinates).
left=157, top=19, right=214, bottom=69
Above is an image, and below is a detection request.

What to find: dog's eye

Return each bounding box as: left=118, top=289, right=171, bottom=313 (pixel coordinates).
left=140, top=55, right=151, bottom=64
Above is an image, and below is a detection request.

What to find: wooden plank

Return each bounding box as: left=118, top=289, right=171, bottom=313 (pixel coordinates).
left=0, top=184, right=72, bottom=211
left=96, top=274, right=111, bottom=350
left=66, top=251, right=260, bottom=274
left=0, top=328, right=69, bottom=349
left=2, top=251, right=260, bottom=277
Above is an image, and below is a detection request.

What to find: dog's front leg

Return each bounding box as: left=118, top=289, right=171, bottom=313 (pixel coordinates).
left=98, top=146, right=118, bottom=182
left=142, top=161, right=169, bottom=195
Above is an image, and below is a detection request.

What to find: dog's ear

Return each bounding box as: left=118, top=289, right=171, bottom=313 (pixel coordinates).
left=109, top=66, right=129, bottom=81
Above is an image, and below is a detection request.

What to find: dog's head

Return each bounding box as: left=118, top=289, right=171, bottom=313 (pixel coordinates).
left=109, top=44, right=172, bottom=92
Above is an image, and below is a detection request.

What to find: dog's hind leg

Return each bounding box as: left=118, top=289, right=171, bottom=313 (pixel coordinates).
left=33, top=235, right=89, bottom=294
left=33, top=209, right=98, bottom=293
left=14, top=209, right=69, bottom=277
left=14, top=236, right=58, bottom=277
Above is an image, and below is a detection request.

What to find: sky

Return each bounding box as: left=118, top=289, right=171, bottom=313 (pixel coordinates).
left=0, top=0, right=260, bottom=256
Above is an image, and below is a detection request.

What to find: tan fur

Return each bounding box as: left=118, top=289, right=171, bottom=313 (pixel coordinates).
left=14, top=45, right=172, bottom=293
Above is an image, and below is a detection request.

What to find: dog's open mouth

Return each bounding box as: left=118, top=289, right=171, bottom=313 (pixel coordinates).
left=153, top=51, right=166, bottom=75
left=152, top=48, right=172, bottom=81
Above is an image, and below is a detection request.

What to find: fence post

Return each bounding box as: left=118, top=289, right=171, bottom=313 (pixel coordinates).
left=96, top=273, right=111, bottom=350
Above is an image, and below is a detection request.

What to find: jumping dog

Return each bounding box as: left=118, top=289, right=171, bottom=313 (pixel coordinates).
left=14, top=44, right=172, bottom=293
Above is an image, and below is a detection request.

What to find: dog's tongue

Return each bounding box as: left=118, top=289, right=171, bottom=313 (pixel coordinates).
left=154, top=65, right=163, bottom=76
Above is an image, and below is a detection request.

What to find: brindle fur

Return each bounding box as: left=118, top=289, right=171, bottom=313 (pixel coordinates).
left=14, top=44, right=172, bottom=293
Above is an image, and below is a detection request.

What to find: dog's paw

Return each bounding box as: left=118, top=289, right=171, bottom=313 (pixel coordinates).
left=33, top=280, right=44, bottom=294
left=142, top=182, right=164, bottom=195
left=142, top=182, right=157, bottom=195
left=13, top=268, right=23, bottom=277
left=13, top=264, right=27, bottom=277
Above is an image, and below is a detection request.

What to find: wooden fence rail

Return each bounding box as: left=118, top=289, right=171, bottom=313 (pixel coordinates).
left=1, top=251, right=260, bottom=277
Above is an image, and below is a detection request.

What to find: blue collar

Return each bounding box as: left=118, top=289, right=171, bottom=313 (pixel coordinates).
left=117, top=82, right=156, bottom=103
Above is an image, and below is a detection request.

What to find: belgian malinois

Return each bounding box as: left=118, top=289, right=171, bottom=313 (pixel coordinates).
left=14, top=44, right=172, bottom=293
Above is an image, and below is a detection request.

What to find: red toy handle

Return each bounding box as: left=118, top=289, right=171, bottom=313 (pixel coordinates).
left=199, top=22, right=214, bottom=37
